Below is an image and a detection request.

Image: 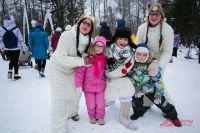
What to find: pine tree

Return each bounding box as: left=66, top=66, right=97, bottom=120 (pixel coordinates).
left=168, top=0, right=200, bottom=44
left=51, top=0, right=85, bottom=30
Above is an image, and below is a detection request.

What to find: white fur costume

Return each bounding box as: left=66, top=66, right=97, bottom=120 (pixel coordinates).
left=136, top=22, right=174, bottom=71
left=49, top=26, right=89, bottom=133
left=105, top=57, right=137, bottom=130
left=105, top=57, right=135, bottom=102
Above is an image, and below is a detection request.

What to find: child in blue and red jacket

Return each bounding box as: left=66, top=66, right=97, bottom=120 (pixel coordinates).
left=127, top=43, right=182, bottom=127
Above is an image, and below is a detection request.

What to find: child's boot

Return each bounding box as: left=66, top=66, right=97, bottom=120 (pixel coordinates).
left=130, top=96, right=145, bottom=120
left=90, top=118, right=97, bottom=124
left=119, top=102, right=137, bottom=130
left=97, top=119, right=105, bottom=125
left=161, top=103, right=182, bottom=127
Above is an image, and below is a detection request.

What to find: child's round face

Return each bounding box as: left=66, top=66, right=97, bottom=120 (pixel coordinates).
left=116, top=37, right=129, bottom=49
left=136, top=52, right=148, bottom=63
left=94, top=42, right=104, bottom=54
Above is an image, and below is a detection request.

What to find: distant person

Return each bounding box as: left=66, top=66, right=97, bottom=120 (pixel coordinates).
left=30, top=20, right=36, bottom=31
left=51, top=27, right=62, bottom=52
left=170, top=32, right=181, bottom=63
left=0, top=15, right=25, bottom=80
left=29, top=19, right=49, bottom=77
left=116, top=19, right=126, bottom=28
left=30, top=20, right=39, bottom=70
left=99, top=21, right=112, bottom=46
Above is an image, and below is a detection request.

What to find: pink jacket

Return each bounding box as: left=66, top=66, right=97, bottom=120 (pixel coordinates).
left=75, top=54, right=106, bottom=92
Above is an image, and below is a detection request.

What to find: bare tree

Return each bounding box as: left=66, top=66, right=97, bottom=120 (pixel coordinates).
left=98, top=0, right=101, bottom=22
left=103, top=0, right=107, bottom=21
left=0, top=0, right=8, bottom=23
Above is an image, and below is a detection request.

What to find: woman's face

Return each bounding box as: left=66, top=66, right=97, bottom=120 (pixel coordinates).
left=116, top=37, right=129, bottom=49
left=80, top=18, right=92, bottom=35
left=94, top=42, right=104, bottom=54
left=148, top=12, right=161, bottom=26
left=136, top=52, right=148, bottom=63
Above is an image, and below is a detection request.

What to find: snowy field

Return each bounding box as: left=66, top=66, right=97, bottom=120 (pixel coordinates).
left=0, top=47, right=200, bottom=133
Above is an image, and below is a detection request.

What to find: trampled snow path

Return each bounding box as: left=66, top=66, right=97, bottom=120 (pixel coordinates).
left=0, top=47, right=200, bottom=133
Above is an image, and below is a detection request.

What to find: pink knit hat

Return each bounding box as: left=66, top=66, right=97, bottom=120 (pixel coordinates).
left=93, top=36, right=106, bottom=47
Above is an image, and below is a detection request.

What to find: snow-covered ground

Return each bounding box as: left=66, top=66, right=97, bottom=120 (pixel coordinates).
left=0, top=47, right=200, bottom=133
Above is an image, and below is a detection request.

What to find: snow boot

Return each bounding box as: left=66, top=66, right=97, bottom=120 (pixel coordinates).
left=161, top=103, right=182, bottom=127
left=8, top=70, right=12, bottom=79
left=119, top=102, right=137, bottom=130
left=170, top=117, right=182, bottom=127
left=14, top=74, right=21, bottom=80
left=97, top=119, right=105, bottom=125
left=90, top=118, right=97, bottom=124
left=39, top=68, right=45, bottom=77
left=39, top=71, right=45, bottom=77
left=130, top=96, right=145, bottom=120
left=71, top=114, right=80, bottom=121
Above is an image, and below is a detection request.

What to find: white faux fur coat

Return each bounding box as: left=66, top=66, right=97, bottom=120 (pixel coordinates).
left=136, top=22, right=174, bottom=71
left=48, top=26, right=89, bottom=133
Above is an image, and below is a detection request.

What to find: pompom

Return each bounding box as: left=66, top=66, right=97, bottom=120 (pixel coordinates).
left=125, top=61, right=132, bottom=68
left=122, top=69, right=127, bottom=74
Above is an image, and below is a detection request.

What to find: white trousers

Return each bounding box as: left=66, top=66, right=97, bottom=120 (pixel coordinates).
left=49, top=64, right=81, bottom=133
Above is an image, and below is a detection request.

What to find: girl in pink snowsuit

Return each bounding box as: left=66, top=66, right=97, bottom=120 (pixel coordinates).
left=75, top=36, right=107, bottom=125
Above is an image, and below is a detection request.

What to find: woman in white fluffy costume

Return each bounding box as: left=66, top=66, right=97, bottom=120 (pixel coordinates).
left=135, top=3, right=174, bottom=109
left=105, top=28, right=137, bottom=130
left=48, top=14, right=96, bottom=133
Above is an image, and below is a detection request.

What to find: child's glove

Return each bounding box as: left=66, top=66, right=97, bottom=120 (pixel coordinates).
left=134, top=89, right=142, bottom=98
left=84, top=55, right=95, bottom=67
left=154, top=95, right=162, bottom=104
left=148, top=60, right=158, bottom=76
left=82, top=52, right=88, bottom=58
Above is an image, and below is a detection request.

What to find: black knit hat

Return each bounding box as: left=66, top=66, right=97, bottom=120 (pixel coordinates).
left=112, top=28, right=131, bottom=42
